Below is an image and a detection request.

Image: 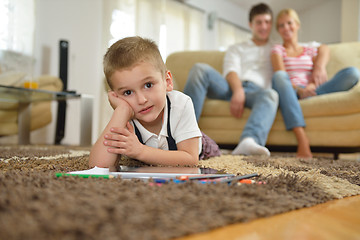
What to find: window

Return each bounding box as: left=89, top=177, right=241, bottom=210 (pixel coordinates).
left=104, top=0, right=204, bottom=61
left=163, top=0, right=203, bottom=58
left=0, top=0, right=35, bottom=55
left=217, top=19, right=251, bottom=51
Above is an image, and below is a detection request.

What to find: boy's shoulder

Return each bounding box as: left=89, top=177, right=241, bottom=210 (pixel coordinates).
left=167, top=90, right=190, bottom=100
left=167, top=90, right=192, bottom=107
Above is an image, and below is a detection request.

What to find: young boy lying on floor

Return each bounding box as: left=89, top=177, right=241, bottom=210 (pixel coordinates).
left=89, top=36, right=220, bottom=168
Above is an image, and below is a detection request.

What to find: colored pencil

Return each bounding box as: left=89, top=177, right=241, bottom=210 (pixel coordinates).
left=55, top=173, right=114, bottom=179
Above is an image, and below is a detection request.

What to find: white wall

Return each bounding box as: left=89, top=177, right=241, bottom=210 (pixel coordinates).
left=270, top=0, right=342, bottom=44
left=296, top=0, right=342, bottom=44
left=33, top=0, right=103, bottom=145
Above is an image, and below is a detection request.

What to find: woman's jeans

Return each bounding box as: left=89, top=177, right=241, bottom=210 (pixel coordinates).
left=272, top=67, right=359, bottom=130
left=183, top=63, right=278, bottom=146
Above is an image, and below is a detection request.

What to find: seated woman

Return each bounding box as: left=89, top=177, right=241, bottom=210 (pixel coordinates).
left=271, top=8, right=359, bottom=158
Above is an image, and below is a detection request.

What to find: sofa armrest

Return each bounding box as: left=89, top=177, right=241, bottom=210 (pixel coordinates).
left=37, top=75, right=63, bottom=92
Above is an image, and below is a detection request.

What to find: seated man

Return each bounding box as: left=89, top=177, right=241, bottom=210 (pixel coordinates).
left=184, top=3, right=278, bottom=156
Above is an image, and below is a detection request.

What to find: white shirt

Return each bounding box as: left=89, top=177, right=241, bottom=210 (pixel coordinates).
left=132, top=90, right=202, bottom=155
left=223, top=40, right=273, bottom=89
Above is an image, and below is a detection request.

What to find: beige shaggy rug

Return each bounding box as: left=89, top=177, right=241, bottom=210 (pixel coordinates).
left=0, top=145, right=359, bottom=240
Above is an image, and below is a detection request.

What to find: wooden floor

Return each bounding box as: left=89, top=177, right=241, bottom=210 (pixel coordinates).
left=175, top=152, right=360, bottom=240
left=177, top=194, right=360, bottom=240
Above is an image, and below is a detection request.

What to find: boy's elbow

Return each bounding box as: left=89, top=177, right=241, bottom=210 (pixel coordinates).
left=88, top=150, right=105, bottom=168
left=88, top=159, right=112, bottom=168
left=88, top=154, right=97, bottom=168
left=189, top=155, right=199, bottom=166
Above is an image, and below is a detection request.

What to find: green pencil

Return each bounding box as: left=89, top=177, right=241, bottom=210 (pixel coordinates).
left=55, top=173, right=115, bottom=179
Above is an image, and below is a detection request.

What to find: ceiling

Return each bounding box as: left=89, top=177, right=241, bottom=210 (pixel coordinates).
left=225, top=0, right=331, bottom=13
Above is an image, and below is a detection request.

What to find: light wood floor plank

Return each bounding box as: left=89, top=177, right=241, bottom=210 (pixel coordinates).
left=177, top=195, right=360, bottom=240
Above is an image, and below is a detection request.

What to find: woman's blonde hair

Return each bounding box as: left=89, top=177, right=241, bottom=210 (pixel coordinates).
left=276, top=8, right=301, bottom=30
left=103, top=36, right=166, bottom=89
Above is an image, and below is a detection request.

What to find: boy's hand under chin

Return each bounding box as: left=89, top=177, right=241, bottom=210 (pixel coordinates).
left=108, top=91, right=134, bottom=118
left=104, top=122, right=144, bottom=159
left=108, top=91, right=122, bottom=109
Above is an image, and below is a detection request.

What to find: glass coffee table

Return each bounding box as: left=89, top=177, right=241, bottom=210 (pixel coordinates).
left=0, top=84, right=92, bottom=145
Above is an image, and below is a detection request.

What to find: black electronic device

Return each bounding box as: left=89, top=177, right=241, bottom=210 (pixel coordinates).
left=55, top=40, right=69, bottom=144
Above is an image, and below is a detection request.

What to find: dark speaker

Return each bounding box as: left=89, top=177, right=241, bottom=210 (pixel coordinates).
left=55, top=40, right=69, bottom=144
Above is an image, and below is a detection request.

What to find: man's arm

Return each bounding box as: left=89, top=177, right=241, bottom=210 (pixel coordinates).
left=312, top=44, right=330, bottom=86
left=223, top=45, right=246, bottom=118
left=226, top=72, right=245, bottom=118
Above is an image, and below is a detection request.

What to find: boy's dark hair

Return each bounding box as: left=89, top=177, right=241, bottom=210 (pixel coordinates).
left=103, top=36, right=166, bottom=89
left=249, top=3, right=273, bottom=22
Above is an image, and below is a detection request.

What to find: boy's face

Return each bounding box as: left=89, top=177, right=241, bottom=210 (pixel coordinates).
left=249, top=13, right=272, bottom=43
left=110, top=62, right=173, bottom=128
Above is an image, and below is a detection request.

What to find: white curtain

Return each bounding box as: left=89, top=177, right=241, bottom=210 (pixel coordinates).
left=103, top=0, right=137, bottom=48
left=217, top=19, right=251, bottom=51
left=0, top=0, right=35, bottom=55
left=163, top=0, right=203, bottom=58
left=0, top=0, right=35, bottom=77
left=103, top=0, right=203, bottom=60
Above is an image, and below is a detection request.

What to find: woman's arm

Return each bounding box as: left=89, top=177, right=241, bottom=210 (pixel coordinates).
left=272, top=51, right=313, bottom=98
left=311, top=44, right=330, bottom=86
left=271, top=52, right=286, bottom=72
left=296, top=84, right=316, bottom=99
left=272, top=51, right=316, bottom=99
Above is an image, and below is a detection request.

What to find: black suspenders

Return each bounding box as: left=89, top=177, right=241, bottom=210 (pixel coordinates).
left=133, top=96, right=177, bottom=150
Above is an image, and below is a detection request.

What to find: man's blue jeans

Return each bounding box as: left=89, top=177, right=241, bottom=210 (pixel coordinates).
left=183, top=63, right=278, bottom=146
left=272, top=67, right=359, bottom=130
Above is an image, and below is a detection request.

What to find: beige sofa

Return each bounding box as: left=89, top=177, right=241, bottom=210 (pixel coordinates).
left=166, top=41, right=360, bottom=156
left=0, top=76, right=63, bottom=136
left=0, top=49, right=63, bottom=136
